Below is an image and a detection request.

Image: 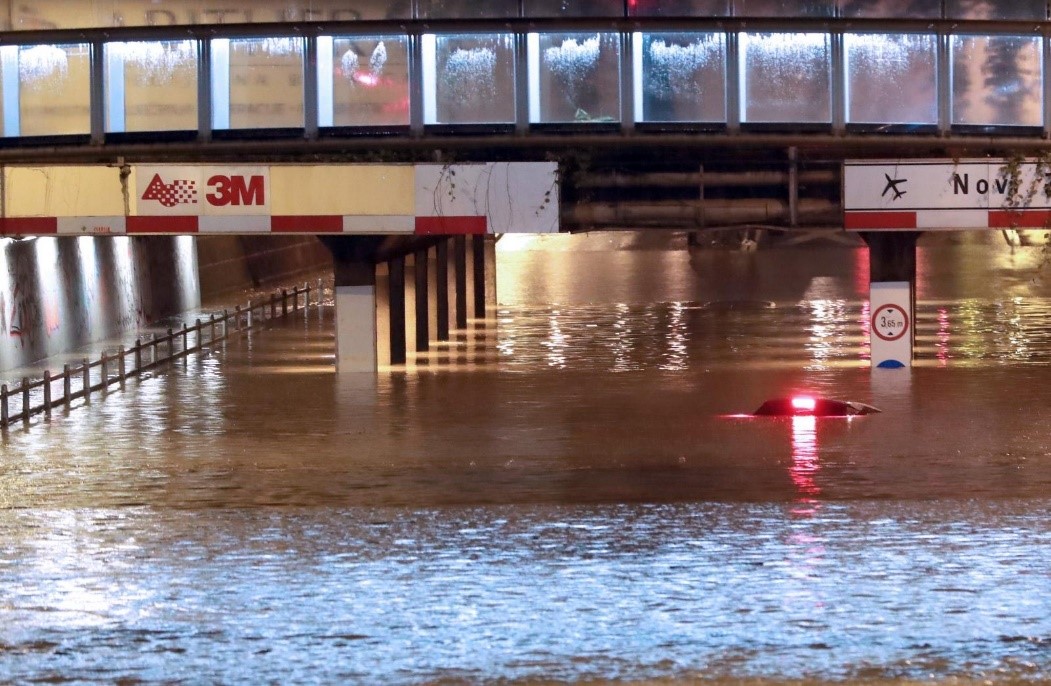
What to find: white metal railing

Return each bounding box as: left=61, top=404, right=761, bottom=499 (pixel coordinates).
left=0, top=279, right=323, bottom=428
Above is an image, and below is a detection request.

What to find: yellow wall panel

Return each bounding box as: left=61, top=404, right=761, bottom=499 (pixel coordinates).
left=270, top=165, right=414, bottom=216
left=5, top=166, right=126, bottom=217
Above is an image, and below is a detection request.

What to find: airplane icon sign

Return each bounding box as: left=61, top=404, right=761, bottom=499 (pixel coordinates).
left=882, top=173, right=907, bottom=201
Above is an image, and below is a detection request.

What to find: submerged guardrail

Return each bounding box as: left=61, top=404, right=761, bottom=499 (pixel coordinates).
left=0, top=279, right=323, bottom=428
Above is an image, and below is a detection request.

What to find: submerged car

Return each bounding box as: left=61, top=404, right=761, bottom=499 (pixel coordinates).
left=753, top=396, right=881, bottom=417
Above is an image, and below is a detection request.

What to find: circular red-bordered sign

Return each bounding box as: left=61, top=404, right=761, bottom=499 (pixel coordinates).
left=871, top=304, right=909, bottom=342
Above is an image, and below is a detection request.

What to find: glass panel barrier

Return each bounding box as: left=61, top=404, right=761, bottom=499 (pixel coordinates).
left=105, top=40, right=197, bottom=133
left=219, top=37, right=304, bottom=130
left=740, top=32, right=830, bottom=124
left=418, top=0, right=518, bottom=18
left=523, top=0, right=624, bottom=17
left=529, top=32, right=621, bottom=123
left=630, top=1, right=731, bottom=16
left=424, top=34, right=515, bottom=125
left=10, top=1, right=409, bottom=31
left=845, top=33, right=936, bottom=125
left=945, top=0, right=1047, bottom=21
left=637, top=32, right=726, bottom=122
left=734, top=0, right=834, bottom=16
left=320, top=35, right=409, bottom=127
left=838, top=0, right=941, bottom=18
left=16, top=43, right=91, bottom=136
left=952, top=35, right=1042, bottom=127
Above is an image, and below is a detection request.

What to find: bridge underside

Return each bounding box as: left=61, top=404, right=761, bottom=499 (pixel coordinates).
left=0, top=131, right=1031, bottom=239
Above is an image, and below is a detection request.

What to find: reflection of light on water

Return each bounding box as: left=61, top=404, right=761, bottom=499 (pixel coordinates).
left=936, top=306, right=951, bottom=366
left=790, top=415, right=821, bottom=516
left=805, top=298, right=852, bottom=368
left=495, top=234, right=540, bottom=253
left=660, top=301, right=688, bottom=371
left=543, top=309, right=567, bottom=369
left=611, top=302, right=632, bottom=372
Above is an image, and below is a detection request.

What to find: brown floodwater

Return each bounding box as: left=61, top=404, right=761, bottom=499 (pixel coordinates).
left=1, top=233, right=1051, bottom=684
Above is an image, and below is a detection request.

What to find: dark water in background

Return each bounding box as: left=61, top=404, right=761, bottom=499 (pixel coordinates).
left=3, top=233, right=1051, bottom=684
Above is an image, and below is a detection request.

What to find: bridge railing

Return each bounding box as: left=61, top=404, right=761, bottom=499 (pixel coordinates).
left=0, top=280, right=323, bottom=428
left=1, top=17, right=1051, bottom=148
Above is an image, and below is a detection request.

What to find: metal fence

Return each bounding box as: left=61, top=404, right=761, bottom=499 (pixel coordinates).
left=0, top=280, right=323, bottom=428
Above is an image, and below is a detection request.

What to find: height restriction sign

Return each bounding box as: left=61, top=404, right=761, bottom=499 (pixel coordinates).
left=870, top=282, right=912, bottom=367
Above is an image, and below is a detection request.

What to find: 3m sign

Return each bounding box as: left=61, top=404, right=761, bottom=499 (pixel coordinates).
left=136, top=166, right=270, bottom=216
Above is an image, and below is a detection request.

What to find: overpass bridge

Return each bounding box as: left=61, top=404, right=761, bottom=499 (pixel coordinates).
left=2, top=0, right=1051, bottom=369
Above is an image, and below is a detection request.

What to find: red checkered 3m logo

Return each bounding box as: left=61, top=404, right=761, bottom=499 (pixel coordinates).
left=141, top=173, right=198, bottom=208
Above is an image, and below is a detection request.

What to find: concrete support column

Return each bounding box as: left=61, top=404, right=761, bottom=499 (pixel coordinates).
left=333, top=257, right=377, bottom=373
left=435, top=240, right=450, bottom=341
left=471, top=235, right=486, bottom=319
left=485, top=235, right=498, bottom=310
left=453, top=235, right=468, bottom=329
left=414, top=248, right=429, bottom=352
left=388, top=255, right=407, bottom=366
left=861, top=231, right=920, bottom=364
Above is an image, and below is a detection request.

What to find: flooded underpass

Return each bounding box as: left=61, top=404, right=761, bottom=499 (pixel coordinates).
left=2, top=233, right=1051, bottom=684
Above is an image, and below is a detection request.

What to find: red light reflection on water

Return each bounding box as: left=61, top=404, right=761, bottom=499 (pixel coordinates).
left=790, top=415, right=821, bottom=516
left=937, top=307, right=950, bottom=366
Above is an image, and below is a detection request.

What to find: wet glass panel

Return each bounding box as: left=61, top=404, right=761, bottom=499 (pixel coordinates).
left=524, top=0, right=624, bottom=17
left=952, top=35, right=1042, bottom=127
left=741, top=32, right=830, bottom=123
left=106, top=41, right=198, bottom=132
left=430, top=34, right=515, bottom=124
left=329, top=36, right=410, bottom=127
left=639, top=32, right=726, bottom=122
left=225, top=37, right=304, bottom=129
left=418, top=0, right=518, bottom=18
left=11, top=0, right=409, bottom=30
left=18, top=43, right=91, bottom=136
left=838, top=0, right=941, bottom=17
left=532, top=32, right=621, bottom=123
left=946, top=0, right=1046, bottom=20
left=845, top=33, right=936, bottom=125
left=630, top=0, right=731, bottom=14
left=733, top=0, right=834, bottom=17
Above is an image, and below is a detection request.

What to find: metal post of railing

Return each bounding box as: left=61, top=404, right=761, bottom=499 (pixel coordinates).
left=235, top=305, right=242, bottom=331
left=100, top=352, right=108, bottom=389
left=118, top=346, right=126, bottom=383
left=82, top=360, right=90, bottom=399
left=167, top=328, right=175, bottom=359
left=222, top=309, right=229, bottom=338
left=135, top=338, right=142, bottom=371
left=63, top=364, right=71, bottom=402
left=196, top=319, right=203, bottom=349
left=0, top=385, right=7, bottom=426
left=247, top=300, right=254, bottom=328
left=183, top=324, right=189, bottom=354
left=282, top=289, right=289, bottom=317
left=43, top=371, right=51, bottom=413
left=270, top=294, right=277, bottom=319
left=209, top=314, right=216, bottom=341
left=292, top=287, right=299, bottom=312
left=317, top=278, right=323, bottom=309
left=22, top=378, right=29, bottom=419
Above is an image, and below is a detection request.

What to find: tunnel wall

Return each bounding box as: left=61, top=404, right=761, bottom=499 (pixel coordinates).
left=0, top=235, right=198, bottom=373
left=196, top=236, right=332, bottom=302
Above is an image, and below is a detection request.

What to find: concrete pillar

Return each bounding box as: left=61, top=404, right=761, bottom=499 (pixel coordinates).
left=861, top=231, right=919, bottom=362
left=414, top=248, right=429, bottom=352
left=453, top=235, right=468, bottom=329
left=334, top=257, right=377, bottom=372
left=375, top=261, right=391, bottom=366
left=404, top=253, right=417, bottom=359
left=436, top=240, right=450, bottom=341
left=485, top=235, right=498, bottom=310
left=389, top=255, right=406, bottom=365
left=471, top=235, right=486, bottom=319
